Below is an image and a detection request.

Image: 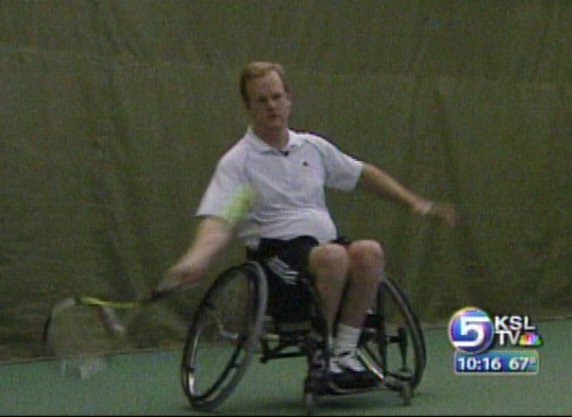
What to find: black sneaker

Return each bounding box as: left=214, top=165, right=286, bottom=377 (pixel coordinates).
left=328, top=350, right=379, bottom=393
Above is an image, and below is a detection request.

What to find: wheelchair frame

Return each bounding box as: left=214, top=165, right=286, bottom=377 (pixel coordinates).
left=180, top=260, right=426, bottom=414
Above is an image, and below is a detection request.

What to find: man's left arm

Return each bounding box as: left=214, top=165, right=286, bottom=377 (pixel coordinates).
left=358, top=163, right=457, bottom=226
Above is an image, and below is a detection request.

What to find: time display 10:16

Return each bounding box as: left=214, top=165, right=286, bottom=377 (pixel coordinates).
left=454, top=350, right=539, bottom=375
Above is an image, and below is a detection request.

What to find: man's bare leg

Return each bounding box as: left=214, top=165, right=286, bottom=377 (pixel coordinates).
left=308, top=243, right=349, bottom=334
left=337, top=240, right=384, bottom=328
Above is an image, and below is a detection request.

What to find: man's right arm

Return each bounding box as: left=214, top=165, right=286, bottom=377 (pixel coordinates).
left=154, top=216, right=235, bottom=295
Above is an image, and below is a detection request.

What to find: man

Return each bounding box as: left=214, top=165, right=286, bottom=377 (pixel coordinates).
left=154, top=61, right=456, bottom=392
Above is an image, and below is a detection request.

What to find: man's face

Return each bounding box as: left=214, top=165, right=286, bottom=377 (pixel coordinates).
left=245, top=70, right=291, bottom=136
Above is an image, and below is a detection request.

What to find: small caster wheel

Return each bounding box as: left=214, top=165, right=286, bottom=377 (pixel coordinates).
left=400, top=382, right=412, bottom=406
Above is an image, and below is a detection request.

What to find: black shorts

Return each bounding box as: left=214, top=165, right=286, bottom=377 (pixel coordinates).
left=246, top=235, right=351, bottom=323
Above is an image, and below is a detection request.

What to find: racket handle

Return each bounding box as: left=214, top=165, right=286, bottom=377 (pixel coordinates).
left=99, top=306, right=126, bottom=336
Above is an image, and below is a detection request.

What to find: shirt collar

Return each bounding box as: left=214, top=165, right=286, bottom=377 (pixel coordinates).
left=244, top=127, right=303, bottom=154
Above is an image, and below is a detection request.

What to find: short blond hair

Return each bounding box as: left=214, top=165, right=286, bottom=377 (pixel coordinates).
left=239, top=61, right=289, bottom=105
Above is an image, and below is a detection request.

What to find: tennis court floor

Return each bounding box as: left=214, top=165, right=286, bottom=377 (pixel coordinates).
left=1, top=319, right=570, bottom=415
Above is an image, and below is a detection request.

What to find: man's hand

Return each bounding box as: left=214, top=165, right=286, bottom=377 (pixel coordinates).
left=153, top=216, right=235, bottom=298
left=426, top=202, right=458, bottom=227
left=153, top=259, right=206, bottom=297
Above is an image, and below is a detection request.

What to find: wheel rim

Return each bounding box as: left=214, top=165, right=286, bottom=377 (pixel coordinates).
left=181, top=262, right=268, bottom=411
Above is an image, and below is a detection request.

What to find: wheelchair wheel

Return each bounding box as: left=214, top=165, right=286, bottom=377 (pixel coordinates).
left=359, top=273, right=426, bottom=393
left=181, top=262, right=268, bottom=411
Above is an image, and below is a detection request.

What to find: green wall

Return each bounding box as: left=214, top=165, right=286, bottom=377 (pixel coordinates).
left=1, top=0, right=571, bottom=362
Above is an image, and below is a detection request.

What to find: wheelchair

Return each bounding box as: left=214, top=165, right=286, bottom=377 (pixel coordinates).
left=180, top=260, right=426, bottom=414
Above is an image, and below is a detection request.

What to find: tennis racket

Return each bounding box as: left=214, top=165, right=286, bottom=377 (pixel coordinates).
left=41, top=290, right=171, bottom=379
left=42, top=186, right=257, bottom=380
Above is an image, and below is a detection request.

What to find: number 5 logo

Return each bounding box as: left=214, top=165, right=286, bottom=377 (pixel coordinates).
left=448, top=307, right=494, bottom=354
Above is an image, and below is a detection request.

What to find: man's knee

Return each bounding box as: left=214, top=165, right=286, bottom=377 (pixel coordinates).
left=309, top=243, right=349, bottom=277
left=347, top=240, right=385, bottom=274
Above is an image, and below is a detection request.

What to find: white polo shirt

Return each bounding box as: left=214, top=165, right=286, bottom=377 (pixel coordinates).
left=196, top=128, right=364, bottom=249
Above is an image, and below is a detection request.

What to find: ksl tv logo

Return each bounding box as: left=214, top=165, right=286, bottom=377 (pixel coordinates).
left=448, top=306, right=543, bottom=353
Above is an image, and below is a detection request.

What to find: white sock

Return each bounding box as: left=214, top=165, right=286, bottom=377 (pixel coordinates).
left=331, top=323, right=365, bottom=372
left=334, top=323, right=360, bottom=354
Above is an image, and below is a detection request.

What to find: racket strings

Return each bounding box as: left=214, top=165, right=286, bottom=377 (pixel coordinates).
left=43, top=292, right=190, bottom=379
left=98, top=306, right=128, bottom=336
left=47, top=305, right=118, bottom=357
left=44, top=300, right=140, bottom=380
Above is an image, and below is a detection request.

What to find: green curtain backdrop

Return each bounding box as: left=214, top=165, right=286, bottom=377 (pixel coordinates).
left=1, top=0, right=571, bottom=362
